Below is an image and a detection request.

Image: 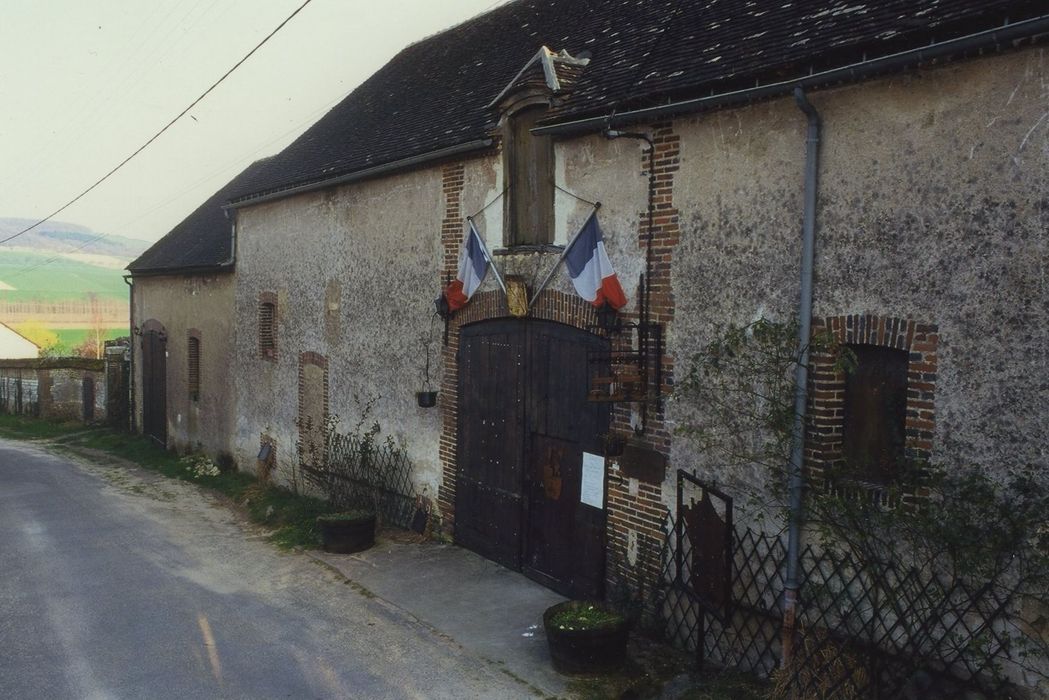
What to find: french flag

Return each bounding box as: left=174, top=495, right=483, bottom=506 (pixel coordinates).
left=565, top=213, right=627, bottom=309
left=444, top=221, right=489, bottom=311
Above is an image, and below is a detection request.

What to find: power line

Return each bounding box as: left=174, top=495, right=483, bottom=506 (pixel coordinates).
left=0, top=0, right=315, bottom=248
left=0, top=82, right=354, bottom=284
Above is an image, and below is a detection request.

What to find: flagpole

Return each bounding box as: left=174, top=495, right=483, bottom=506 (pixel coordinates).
left=527, top=205, right=599, bottom=307
left=466, top=217, right=507, bottom=296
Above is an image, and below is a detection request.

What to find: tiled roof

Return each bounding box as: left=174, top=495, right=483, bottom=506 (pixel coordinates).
left=127, top=158, right=273, bottom=274
left=228, top=0, right=1045, bottom=204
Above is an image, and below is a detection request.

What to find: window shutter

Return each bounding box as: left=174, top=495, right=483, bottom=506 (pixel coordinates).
left=842, top=345, right=908, bottom=483
left=188, top=336, right=201, bottom=401
left=259, top=301, right=276, bottom=356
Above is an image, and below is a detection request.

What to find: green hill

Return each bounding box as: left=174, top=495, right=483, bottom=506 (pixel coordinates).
left=0, top=250, right=128, bottom=302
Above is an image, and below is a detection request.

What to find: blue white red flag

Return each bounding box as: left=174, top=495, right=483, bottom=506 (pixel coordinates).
left=564, top=213, right=627, bottom=309
left=444, top=221, right=489, bottom=311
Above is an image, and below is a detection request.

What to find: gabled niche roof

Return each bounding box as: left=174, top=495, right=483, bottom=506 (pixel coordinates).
left=224, top=0, right=1045, bottom=207
left=487, top=46, right=590, bottom=108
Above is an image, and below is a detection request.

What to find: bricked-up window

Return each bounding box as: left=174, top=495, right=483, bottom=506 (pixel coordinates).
left=258, top=297, right=276, bottom=359
left=187, top=335, right=201, bottom=402
left=842, top=345, right=908, bottom=483
left=506, top=105, right=554, bottom=246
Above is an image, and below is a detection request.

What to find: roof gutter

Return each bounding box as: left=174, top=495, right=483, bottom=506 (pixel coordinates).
left=533, top=13, right=1049, bottom=137
left=126, top=263, right=235, bottom=278
left=226, top=138, right=494, bottom=210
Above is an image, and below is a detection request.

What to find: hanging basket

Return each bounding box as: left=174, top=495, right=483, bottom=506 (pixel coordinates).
left=416, top=390, right=438, bottom=408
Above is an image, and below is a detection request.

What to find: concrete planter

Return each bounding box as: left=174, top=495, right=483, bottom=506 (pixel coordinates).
left=543, top=601, right=629, bottom=674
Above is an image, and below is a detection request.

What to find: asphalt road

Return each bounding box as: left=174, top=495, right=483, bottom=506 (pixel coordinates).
left=0, top=439, right=532, bottom=699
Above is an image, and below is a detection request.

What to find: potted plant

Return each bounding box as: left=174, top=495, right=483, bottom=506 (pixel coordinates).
left=316, top=509, right=377, bottom=553
left=543, top=600, right=629, bottom=674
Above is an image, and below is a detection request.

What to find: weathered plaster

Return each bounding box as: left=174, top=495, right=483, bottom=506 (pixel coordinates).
left=233, top=167, right=446, bottom=499
left=131, top=273, right=235, bottom=456
left=668, top=47, right=1049, bottom=499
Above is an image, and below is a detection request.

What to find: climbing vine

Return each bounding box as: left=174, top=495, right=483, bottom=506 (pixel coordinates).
left=674, top=317, right=1049, bottom=690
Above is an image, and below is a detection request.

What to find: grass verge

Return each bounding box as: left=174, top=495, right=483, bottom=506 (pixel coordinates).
left=0, top=414, right=335, bottom=548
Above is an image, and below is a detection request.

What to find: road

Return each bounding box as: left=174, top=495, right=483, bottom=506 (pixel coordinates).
left=0, top=439, right=532, bottom=699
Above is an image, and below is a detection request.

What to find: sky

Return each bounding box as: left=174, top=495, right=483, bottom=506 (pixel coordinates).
left=0, top=0, right=506, bottom=245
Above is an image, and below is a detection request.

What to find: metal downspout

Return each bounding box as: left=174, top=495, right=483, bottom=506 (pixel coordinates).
left=782, top=86, right=820, bottom=665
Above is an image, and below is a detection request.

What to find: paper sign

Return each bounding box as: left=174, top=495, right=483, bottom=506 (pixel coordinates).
left=580, top=452, right=605, bottom=509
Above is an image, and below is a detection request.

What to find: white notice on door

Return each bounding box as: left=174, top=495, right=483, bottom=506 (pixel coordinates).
left=580, top=452, right=605, bottom=509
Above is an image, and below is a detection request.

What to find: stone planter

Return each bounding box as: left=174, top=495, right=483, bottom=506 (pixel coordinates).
left=543, top=600, right=629, bottom=675
left=317, top=512, right=376, bottom=554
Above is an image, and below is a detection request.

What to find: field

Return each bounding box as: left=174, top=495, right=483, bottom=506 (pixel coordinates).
left=53, top=328, right=128, bottom=349
left=0, top=250, right=128, bottom=302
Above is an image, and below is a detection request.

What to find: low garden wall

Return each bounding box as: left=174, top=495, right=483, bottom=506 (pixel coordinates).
left=0, top=358, right=107, bottom=423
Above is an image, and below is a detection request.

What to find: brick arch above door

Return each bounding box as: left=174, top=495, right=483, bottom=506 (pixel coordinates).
left=436, top=288, right=606, bottom=532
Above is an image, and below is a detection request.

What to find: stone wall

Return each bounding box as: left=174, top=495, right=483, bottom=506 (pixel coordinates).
left=232, top=167, right=446, bottom=501
left=668, top=46, right=1048, bottom=498
left=131, top=272, right=235, bottom=456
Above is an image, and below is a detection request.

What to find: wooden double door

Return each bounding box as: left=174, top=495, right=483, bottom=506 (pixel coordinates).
left=455, top=319, right=609, bottom=599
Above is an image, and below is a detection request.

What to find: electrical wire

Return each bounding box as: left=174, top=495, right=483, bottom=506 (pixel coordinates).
left=0, top=81, right=354, bottom=283
left=0, top=0, right=315, bottom=248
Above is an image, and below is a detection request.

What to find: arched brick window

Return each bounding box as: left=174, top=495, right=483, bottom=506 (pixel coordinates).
left=187, top=330, right=201, bottom=402
left=807, top=314, right=938, bottom=502
left=258, top=292, right=277, bottom=360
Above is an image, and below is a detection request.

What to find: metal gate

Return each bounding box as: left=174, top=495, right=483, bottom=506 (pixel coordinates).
left=456, top=318, right=609, bottom=599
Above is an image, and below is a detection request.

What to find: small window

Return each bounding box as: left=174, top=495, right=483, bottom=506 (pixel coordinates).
left=842, top=345, right=908, bottom=483
left=187, top=335, right=200, bottom=401
left=259, top=300, right=276, bottom=358
left=506, top=105, right=554, bottom=246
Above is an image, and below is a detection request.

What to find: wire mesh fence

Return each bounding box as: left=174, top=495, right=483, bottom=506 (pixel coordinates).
left=655, top=470, right=1041, bottom=698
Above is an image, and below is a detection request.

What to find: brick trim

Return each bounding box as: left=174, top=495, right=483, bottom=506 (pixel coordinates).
left=807, top=314, right=938, bottom=501
left=258, top=291, right=278, bottom=361
left=603, top=121, right=680, bottom=598
left=187, top=328, right=201, bottom=402
left=435, top=121, right=682, bottom=603
left=297, top=351, right=330, bottom=465
left=436, top=288, right=605, bottom=531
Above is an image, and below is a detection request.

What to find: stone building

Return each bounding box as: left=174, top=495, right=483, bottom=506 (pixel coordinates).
left=132, top=0, right=1048, bottom=619
left=0, top=322, right=40, bottom=359
left=127, top=159, right=271, bottom=455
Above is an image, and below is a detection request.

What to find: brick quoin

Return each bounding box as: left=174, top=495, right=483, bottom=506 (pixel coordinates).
left=806, top=313, right=938, bottom=504
left=603, top=120, right=681, bottom=599
left=436, top=285, right=607, bottom=534
left=436, top=161, right=467, bottom=531
left=436, top=124, right=683, bottom=603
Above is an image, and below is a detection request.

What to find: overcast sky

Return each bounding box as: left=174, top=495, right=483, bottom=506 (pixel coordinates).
left=0, top=0, right=505, bottom=244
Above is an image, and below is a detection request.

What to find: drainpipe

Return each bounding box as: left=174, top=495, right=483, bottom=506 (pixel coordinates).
left=123, top=274, right=135, bottom=433
left=781, top=87, right=820, bottom=666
